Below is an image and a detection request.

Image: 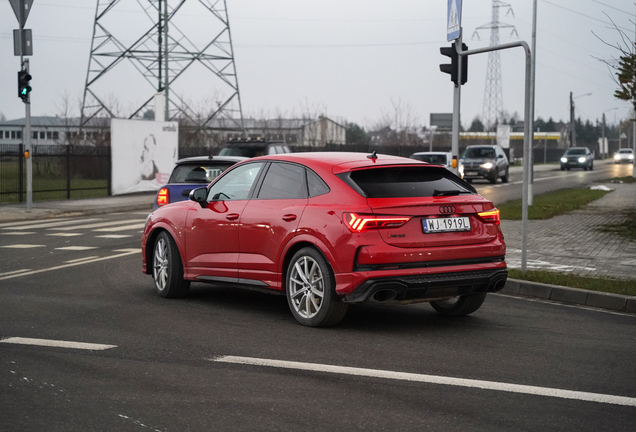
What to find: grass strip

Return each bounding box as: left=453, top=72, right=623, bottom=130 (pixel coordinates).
left=498, top=188, right=611, bottom=220
left=508, top=269, right=636, bottom=297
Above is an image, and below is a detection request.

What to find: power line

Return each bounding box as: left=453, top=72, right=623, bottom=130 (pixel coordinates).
left=541, top=0, right=632, bottom=33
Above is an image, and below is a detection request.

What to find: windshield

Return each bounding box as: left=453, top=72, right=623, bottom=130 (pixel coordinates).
left=462, top=147, right=495, bottom=159
left=218, top=147, right=265, bottom=157
left=168, top=162, right=235, bottom=183
left=565, top=149, right=586, bottom=155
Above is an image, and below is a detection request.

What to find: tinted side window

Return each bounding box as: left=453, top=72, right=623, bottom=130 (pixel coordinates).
left=307, top=169, right=330, bottom=197
left=342, top=167, right=473, bottom=198
left=257, top=163, right=306, bottom=199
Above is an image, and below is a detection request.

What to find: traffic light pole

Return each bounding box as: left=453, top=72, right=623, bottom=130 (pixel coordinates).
left=23, top=58, right=32, bottom=209
left=450, top=36, right=463, bottom=177
left=453, top=34, right=533, bottom=273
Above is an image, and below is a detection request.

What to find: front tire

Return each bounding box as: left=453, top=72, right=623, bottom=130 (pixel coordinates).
left=153, top=231, right=190, bottom=298
left=286, top=247, right=348, bottom=327
left=430, top=292, right=487, bottom=316
left=501, top=168, right=509, bottom=183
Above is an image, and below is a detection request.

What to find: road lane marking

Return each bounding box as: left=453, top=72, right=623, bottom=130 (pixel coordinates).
left=55, top=246, right=99, bottom=251
left=50, top=219, right=146, bottom=230
left=1, top=218, right=100, bottom=230
left=1, top=232, right=36, bottom=236
left=65, top=256, right=99, bottom=264
left=93, top=223, right=145, bottom=232
left=0, top=337, right=116, bottom=350
left=211, top=356, right=636, bottom=407
left=96, top=234, right=133, bottom=239
left=0, top=249, right=141, bottom=281
left=0, top=269, right=31, bottom=277
left=46, top=233, right=83, bottom=237
left=1, top=244, right=46, bottom=249
left=0, top=218, right=73, bottom=228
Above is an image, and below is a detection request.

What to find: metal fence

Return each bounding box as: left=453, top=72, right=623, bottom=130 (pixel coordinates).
left=0, top=144, right=111, bottom=204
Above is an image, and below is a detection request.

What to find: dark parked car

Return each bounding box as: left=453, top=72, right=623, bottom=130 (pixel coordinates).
left=560, top=147, right=594, bottom=171
left=153, top=156, right=245, bottom=210
left=218, top=138, right=291, bottom=157
left=142, top=152, right=507, bottom=327
left=459, top=145, right=509, bottom=184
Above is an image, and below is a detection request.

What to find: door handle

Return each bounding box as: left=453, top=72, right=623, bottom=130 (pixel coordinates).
left=282, top=214, right=297, bottom=222
left=226, top=213, right=240, bottom=221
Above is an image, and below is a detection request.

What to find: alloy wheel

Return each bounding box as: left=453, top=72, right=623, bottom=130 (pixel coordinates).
left=288, top=255, right=324, bottom=319
left=153, top=237, right=169, bottom=292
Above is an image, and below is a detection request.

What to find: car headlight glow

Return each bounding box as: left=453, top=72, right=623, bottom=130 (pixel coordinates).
left=561, top=157, right=567, bottom=163
left=481, top=162, right=493, bottom=169
left=630, top=155, right=634, bottom=160
left=614, top=154, right=621, bottom=159
left=578, top=157, right=586, bottom=163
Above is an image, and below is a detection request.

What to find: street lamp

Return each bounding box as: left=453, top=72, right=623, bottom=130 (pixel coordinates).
left=601, top=107, right=619, bottom=159
left=570, top=92, right=592, bottom=147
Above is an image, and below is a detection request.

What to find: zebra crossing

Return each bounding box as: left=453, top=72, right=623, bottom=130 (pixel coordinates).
left=0, top=212, right=148, bottom=250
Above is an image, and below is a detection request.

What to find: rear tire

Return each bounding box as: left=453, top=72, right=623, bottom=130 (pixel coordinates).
left=430, top=292, right=487, bottom=316
left=152, top=231, right=190, bottom=298
left=286, top=247, right=348, bottom=327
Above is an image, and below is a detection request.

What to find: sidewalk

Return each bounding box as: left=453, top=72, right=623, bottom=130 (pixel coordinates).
left=1, top=181, right=634, bottom=312
left=0, top=192, right=155, bottom=224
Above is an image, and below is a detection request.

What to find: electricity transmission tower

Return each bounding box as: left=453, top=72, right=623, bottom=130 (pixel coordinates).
left=473, top=0, right=518, bottom=131
left=81, top=0, right=244, bottom=133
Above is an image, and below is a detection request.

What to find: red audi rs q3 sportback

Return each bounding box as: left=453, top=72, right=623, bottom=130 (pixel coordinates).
left=142, top=152, right=507, bottom=327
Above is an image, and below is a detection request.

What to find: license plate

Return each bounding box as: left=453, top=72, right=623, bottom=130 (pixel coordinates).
left=465, top=171, right=477, bottom=175
left=422, top=216, right=471, bottom=233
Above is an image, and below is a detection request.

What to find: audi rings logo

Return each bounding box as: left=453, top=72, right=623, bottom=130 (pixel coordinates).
left=439, top=205, right=456, bottom=214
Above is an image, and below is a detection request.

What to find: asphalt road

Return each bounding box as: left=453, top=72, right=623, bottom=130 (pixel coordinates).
left=471, top=160, right=634, bottom=205
left=1, top=207, right=635, bottom=431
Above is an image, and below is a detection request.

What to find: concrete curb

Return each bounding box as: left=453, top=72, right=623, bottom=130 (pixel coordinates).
left=502, top=278, right=636, bottom=313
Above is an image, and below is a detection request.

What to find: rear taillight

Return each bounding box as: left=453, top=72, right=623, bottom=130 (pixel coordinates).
left=477, top=209, right=500, bottom=225
left=156, top=188, right=169, bottom=207
left=344, top=213, right=411, bottom=232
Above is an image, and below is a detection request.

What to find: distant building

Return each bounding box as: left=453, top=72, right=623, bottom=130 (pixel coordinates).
left=0, top=115, right=346, bottom=147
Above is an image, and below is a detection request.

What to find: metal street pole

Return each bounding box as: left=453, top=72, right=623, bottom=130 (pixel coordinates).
left=23, top=59, right=32, bottom=210
left=451, top=34, right=463, bottom=177
left=529, top=0, right=537, bottom=206
left=570, top=92, right=575, bottom=147
left=456, top=38, right=533, bottom=273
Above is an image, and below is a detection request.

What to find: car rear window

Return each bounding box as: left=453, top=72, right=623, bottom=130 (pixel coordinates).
left=411, top=154, right=447, bottom=164
left=339, top=166, right=474, bottom=198
left=168, top=163, right=234, bottom=183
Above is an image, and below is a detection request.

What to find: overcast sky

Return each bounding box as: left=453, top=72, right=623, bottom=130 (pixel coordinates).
left=1, top=0, right=634, bottom=129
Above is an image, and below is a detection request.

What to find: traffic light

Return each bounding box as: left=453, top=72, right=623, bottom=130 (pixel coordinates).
left=18, top=69, right=32, bottom=102
left=439, top=42, right=468, bottom=86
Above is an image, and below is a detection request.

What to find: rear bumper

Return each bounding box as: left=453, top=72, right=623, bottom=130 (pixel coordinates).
left=341, top=267, right=508, bottom=303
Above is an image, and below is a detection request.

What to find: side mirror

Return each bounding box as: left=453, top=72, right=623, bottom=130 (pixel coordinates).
left=189, top=187, right=208, bottom=208
left=497, top=154, right=504, bottom=159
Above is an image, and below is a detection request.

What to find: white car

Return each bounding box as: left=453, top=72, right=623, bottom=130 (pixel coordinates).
left=614, top=148, right=634, bottom=164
